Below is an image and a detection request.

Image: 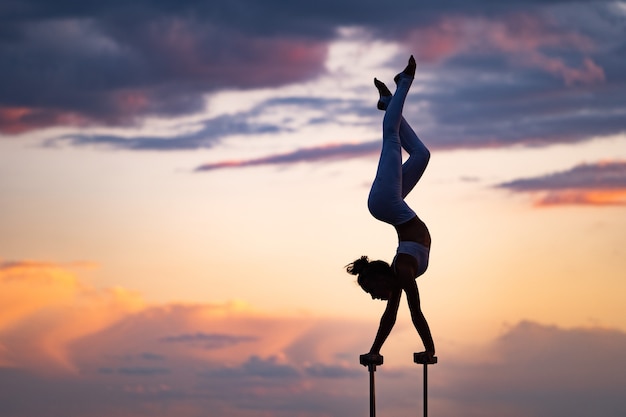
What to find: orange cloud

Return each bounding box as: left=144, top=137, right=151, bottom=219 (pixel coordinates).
left=0, top=260, right=144, bottom=372
left=0, top=260, right=81, bottom=331
left=2, top=267, right=625, bottom=416
left=1, top=259, right=370, bottom=376
left=70, top=301, right=370, bottom=372
left=499, top=161, right=626, bottom=207
left=534, top=188, right=626, bottom=207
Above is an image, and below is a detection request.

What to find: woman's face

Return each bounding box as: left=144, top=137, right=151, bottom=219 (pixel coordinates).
left=365, top=275, right=392, bottom=300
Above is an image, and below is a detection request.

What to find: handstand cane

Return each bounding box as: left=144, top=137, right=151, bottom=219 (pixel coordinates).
left=414, top=353, right=437, bottom=417
left=360, top=354, right=383, bottom=417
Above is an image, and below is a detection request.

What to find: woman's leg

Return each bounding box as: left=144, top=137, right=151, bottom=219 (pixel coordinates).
left=367, top=118, right=405, bottom=225
left=367, top=66, right=416, bottom=225
left=399, top=121, right=430, bottom=198
left=376, top=82, right=430, bottom=198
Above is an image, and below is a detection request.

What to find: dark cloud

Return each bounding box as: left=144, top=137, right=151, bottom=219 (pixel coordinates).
left=499, top=161, right=626, bottom=191
left=140, top=352, right=165, bottom=360
left=48, top=114, right=282, bottom=151
left=195, top=140, right=380, bottom=171
left=3, top=320, right=626, bottom=417
left=0, top=7, right=328, bottom=132
left=116, top=366, right=171, bottom=376
left=1, top=0, right=625, bottom=157
left=304, top=363, right=361, bottom=378
left=205, top=355, right=301, bottom=379
left=438, top=321, right=626, bottom=417
left=160, top=332, right=257, bottom=349
left=205, top=356, right=362, bottom=380
left=46, top=95, right=358, bottom=151
left=497, top=161, right=626, bottom=206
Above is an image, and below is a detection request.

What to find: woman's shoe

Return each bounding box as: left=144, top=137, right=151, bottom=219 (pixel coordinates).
left=374, top=78, right=392, bottom=110
left=394, top=55, right=416, bottom=84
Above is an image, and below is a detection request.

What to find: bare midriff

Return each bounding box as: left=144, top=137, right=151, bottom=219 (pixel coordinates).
left=394, top=216, right=431, bottom=248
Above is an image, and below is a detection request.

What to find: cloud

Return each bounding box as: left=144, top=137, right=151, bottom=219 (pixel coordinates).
left=0, top=260, right=83, bottom=332
left=44, top=95, right=357, bottom=151
left=195, top=140, right=381, bottom=171
left=116, top=367, right=171, bottom=376
left=1, top=0, right=624, bottom=158
left=498, top=160, right=626, bottom=206
left=2, top=261, right=626, bottom=416
left=159, top=332, right=257, bottom=349
left=0, top=12, right=328, bottom=133
left=47, top=113, right=283, bottom=151
left=2, top=299, right=626, bottom=417
left=0, top=259, right=144, bottom=371
left=206, top=355, right=301, bottom=379
left=406, top=12, right=605, bottom=85
left=436, top=321, right=626, bottom=417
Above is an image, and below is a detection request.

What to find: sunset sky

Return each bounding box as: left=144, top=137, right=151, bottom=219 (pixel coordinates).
left=1, top=1, right=626, bottom=416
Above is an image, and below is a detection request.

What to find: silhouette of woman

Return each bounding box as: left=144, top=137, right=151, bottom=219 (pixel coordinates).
left=347, top=56, right=435, bottom=364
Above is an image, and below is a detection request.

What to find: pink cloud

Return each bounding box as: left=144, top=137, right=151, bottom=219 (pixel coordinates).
left=0, top=106, right=94, bottom=134
left=0, top=17, right=329, bottom=134
left=499, top=161, right=626, bottom=207
left=3, top=259, right=625, bottom=416
left=135, top=19, right=329, bottom=88
left=407, top=13, right=605, bottom=85
left=0, top=260, right=369, bottom=375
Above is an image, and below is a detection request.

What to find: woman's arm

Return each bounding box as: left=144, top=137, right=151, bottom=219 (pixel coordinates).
left=368, top=287, right=401, bottom=355
left=396, top=254, right=435, bottom=354
left=404, top=279, right=435, bottom=354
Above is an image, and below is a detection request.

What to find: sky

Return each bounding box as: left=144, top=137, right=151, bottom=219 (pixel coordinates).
left=1, top=0, right=626, bottom=416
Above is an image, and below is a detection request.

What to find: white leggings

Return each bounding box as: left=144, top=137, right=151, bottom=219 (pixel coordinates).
left=367, top=74, right=430, bottom=226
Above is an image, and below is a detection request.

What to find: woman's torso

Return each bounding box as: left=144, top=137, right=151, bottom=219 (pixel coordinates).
left=394, top=215, right=431, bottom=247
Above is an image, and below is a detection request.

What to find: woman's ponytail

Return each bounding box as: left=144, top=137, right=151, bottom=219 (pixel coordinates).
left=346, top=256, right=370, bottom=275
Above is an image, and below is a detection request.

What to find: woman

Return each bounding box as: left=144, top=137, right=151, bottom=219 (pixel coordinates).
left=346, top=55, right=435, bottom=364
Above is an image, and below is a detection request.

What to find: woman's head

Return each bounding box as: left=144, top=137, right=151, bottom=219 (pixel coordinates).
left=346, top=256, right=395, bottom=300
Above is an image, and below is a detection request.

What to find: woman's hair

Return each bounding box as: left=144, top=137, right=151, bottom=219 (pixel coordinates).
left=346, top=256, right=394, bottom=293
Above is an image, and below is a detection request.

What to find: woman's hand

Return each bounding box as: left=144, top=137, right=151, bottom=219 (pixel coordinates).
left=359, top=352, right=384, bottom=366
left=414, top=351, right=437, bottom=364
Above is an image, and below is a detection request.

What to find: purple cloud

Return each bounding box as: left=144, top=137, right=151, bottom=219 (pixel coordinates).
left=195, top=140, right=381, bottom=171
left=499, top=161, right=626, bottom=191
left=498, top=161, right=626, bottom=206
left=2, top=320, right=625, bottom=417
left=437, top=321, right=626, bottom=417
left=160, top=332, right=257, bottom=349
left=0, top=0, right=623, bottom=155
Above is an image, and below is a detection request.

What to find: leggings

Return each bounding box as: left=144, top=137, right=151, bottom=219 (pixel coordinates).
left=367, top=74, right=430, bottom=226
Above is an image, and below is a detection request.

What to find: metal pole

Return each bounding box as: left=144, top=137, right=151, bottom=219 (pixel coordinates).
left=423, top=363, right=428, bottom=417
left=414, top=353, right=437, bottom=417
left=360, top=354, right=384, bottom=417
left=369, top=364, right=376, bottom=417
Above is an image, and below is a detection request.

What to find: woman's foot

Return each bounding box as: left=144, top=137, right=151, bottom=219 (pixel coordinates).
left=374, top=78, right=392, bottom=110
left=394, top=55, right=416, bottom=84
